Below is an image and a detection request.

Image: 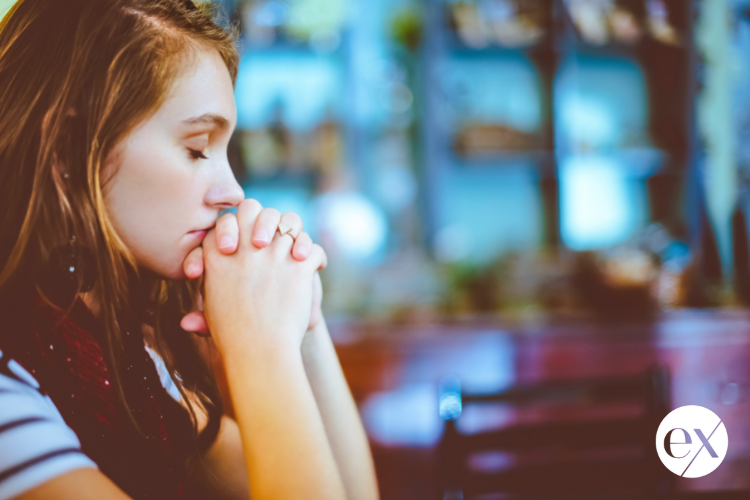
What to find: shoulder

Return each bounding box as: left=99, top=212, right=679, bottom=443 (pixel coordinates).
left=0, top=350, right=97, bottom=500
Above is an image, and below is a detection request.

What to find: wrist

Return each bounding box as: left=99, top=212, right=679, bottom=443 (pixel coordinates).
left=303, top=313, right=327, bottom=340
left=301, top=316, right=330, bottom=363
left=220, top=330, right=302, bottom=372
left=208, top=312, right=303, bottom=353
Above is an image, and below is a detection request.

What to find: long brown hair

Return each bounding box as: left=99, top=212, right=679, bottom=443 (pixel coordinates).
left=0, top=0, right=238, bottom=457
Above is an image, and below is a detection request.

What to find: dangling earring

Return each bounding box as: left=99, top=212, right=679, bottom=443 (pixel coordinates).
left=42, top=234, right=98, bottom=307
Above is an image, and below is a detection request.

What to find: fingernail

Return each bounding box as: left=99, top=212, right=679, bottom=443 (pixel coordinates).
left=186, top=264, right=197, bottom=277
left=297, top=245, right=310, bottom=259
left=254, top=230, right=269, bottom=243
left=219, top=236, right=234, bottom=249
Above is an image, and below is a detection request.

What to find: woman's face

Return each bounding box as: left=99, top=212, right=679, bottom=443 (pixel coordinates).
left=102, top=47, right=244, bottom=280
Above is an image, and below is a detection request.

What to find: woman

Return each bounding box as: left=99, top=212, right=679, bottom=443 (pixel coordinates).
left=0, top=1, right=378, bottom=499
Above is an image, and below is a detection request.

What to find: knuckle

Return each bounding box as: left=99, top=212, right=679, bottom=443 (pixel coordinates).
left=310, top=245, right=323, bottom=260
left=238, top=199, right=262, bottom=226
left=282, top=211, right=302, bottom=225
left=239, top=198, right=262, bottom=212
left=217, top=212, right=236, bottom=229
left=262, top=207, right=281, bottom=220
left=218, top=211, right=235, bottom=223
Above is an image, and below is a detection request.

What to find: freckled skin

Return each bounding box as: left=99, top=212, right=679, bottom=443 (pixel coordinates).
left=101, top=48, right=244, bottom=280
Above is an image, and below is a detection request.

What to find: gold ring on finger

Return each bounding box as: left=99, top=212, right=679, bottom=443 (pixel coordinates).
left=277, top=223, right=296, bottom=241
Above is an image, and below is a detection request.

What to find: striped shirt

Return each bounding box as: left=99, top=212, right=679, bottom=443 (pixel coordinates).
left=0, top=346, right=181, bottom=499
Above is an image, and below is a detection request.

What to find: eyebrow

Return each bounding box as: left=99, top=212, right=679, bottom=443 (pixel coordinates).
left=180, top=113, right=231, bottom=132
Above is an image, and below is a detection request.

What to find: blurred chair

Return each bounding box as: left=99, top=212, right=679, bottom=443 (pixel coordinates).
left=436, top=365, right=672, bottom=500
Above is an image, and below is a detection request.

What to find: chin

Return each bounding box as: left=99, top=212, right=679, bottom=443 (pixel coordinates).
left=138, top=258, right=189, bottom=282
left=167, top=269, right=190, bottom=281
left=166, top=263, right=191, bottom=281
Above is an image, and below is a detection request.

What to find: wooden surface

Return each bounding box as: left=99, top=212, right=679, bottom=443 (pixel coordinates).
left=329, top=311, right=750, bottom=500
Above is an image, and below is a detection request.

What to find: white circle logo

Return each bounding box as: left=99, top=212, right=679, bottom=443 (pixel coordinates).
left=656, top=405, right=728, bottom=478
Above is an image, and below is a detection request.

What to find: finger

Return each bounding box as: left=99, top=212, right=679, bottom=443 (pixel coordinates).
left=292, top=231, right=313, bottom=261
left=183, top=245, right=204, bottom=279
left=215, top=212, right=239, bottom=254
left=306, top=243, right=328, bottom=271
left=180, top=311, right=210, bottom=337
left=203, top=226, right=218, bottom=256
left=278, top=211, right=303, bottom=242
left=271, top=224, right=296, bottom=257
left=252, top=207, right=281, bottom=248
left=237, top=198, right=263, bottom=250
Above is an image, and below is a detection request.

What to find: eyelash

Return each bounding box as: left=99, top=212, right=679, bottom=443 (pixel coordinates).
left=188, top=148, right=208, bottom=160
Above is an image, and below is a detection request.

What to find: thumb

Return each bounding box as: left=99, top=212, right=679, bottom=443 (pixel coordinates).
left=180, top=310, right=211, bottom=337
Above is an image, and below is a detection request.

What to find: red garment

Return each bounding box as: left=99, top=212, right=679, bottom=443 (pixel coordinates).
left=0, top=291, right=207, bottom=499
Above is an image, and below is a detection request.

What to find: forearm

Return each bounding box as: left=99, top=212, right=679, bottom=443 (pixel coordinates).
left=221, top=338, right=347, bottom=500
left=301, top=318, right=380, bottom=500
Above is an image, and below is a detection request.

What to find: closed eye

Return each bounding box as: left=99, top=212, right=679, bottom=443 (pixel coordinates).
left=188, top=148, right=208, bottom=160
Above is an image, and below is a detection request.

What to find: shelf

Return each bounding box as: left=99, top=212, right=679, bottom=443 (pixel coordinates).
left=443, top=30, right=554, bottom=59
left=419, top=0, right=696, bottom=250
left=447, top=148, right=682, bottom=178
left=566, top=39, right=642, bottom=58
left=441, top=2, right=552, bottom=56
left=448, top=151, right=556, bottom=177
left=556, top=148, right=678, bottom=177
left=567, top=37, right=686, bottom=58
left=442, top=36, right=686, bottom=61
left=441, top=6, right=687, bottom=60
left=451, top=150, right=552, bottom=164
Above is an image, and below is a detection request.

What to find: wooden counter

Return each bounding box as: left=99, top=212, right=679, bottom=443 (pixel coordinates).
left=329, top=311, right=750, bottom=499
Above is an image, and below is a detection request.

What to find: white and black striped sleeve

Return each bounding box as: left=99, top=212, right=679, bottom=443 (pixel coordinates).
left=0, top=349, right=98, bottom=500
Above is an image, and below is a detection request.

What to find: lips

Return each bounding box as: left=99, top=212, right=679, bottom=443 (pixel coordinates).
left=187, top=223, right=215, bottom=241
left=190, top=223, right=216, bottom=233
left=187, top=229, right=207, bottom=241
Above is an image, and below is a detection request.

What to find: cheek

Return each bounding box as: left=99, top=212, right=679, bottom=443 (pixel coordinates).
left=103, top=144, right=202, bottom=278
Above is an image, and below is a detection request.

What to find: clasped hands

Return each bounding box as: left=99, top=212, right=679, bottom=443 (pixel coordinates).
left=178, top=198, right=325, bottom=344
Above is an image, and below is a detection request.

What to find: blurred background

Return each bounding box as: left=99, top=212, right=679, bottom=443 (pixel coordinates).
left=4, top=0, right=750, bottom=497
left=214, top=1, right=750, bottom=497
left=202, top=2, right=750, bottom=495
left=194, top=0, right=748, bottom=321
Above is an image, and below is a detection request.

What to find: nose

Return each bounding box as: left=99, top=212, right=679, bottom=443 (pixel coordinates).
left=206, top=158, right=245, bottom=210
